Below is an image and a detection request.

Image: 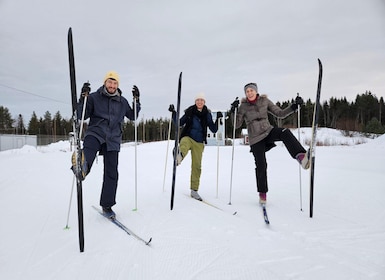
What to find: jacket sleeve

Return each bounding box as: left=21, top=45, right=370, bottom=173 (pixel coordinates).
left=77, top=95, right=93, bottom=120
left=267, top=99, right=294, bottom=119
left=125, top=100, right=140, bottom=121
left=179, top=113, right=187, bottom=126
left=230, top=105, right=245, bottom=129
left=170, top=111, right=186, bottom=126
left=179, top=105, right=195, bottom=126
left=207, top=112, right=218, bottom=133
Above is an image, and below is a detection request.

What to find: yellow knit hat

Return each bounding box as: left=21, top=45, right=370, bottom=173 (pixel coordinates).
left=103, top=71, right=120, bottom=84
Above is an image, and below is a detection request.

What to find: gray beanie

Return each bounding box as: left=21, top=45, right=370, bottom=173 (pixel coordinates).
left=244, top=82, right=258, bottom=93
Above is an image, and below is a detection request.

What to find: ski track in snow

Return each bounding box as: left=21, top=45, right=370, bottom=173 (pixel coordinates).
left=0, top=130, right=384, bottom=279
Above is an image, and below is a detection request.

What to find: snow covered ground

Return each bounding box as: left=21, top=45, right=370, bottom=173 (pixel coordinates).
left=0, top=128, right=384, bottom=280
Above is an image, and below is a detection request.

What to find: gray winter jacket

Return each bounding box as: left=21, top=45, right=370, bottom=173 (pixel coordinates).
left=233, top=95, right=294, bottom=146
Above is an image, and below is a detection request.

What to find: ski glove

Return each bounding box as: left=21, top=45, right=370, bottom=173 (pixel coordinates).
left=295, top=95, right=304, bottom=106
left=132, top=85, right=140, bottom=102
left=215, top=111, right=224, bottom=126
left=230, top=98, right=239, bottom=113
left=291, top=95, right=304, bottom=111
left=79, top=82, right=91, bottom=101
left=168, top=104, right=176, bottom=113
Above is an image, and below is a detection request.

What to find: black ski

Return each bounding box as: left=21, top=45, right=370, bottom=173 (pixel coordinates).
left=170, top=72, right=182, bottom=210
left=309, top=59, right=323, bottom=218
left=92, top=206, right=152, bottom=246
left=261, top=204, right=270, bottom=224
left=68, top=27, right=85, bottom=252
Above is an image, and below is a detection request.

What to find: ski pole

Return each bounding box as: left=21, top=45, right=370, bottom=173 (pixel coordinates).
left=216, top=135, right=220, bottom=198
left=297, top=93, right=303, bottom=211
left=64, top=175, right=76, bottom=229
left=162, top=115, right=172, bottom=192
left=229, top=101, right=238, bottom=205
left=65, top=94, right=88, bottom=229
left=79, top=93, right=88, bottom=139
left=216, top=112, right=223, bottom=198
left=133, top=97, right=138, bottom=211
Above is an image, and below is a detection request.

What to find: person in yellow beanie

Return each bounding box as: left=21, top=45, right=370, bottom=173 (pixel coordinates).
left=72, top=71, right=141, bottom=218
left=168, top=93, right=222, bottom=201
left=103, top=71, right=120, bottom=84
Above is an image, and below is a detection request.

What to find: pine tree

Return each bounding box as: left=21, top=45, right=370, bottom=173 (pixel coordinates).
left=16, top=114, right=26, bottom=134
left=0, top=106, right=14, bottom=134
left=28, top=112, right=40, bottom=134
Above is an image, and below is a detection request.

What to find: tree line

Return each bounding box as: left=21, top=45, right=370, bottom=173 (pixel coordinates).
left=1, top=91, right=384, bottom=144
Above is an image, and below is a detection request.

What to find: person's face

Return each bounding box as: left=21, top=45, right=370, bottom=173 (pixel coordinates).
left=105, top=78, right=119, bottom=94
left=195, top=98, right=205, bottom=110
left=245, top=87, right=257, bottom=100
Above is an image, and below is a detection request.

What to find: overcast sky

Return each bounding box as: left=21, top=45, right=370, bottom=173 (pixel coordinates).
left=1, top=0, right=384, bottom=122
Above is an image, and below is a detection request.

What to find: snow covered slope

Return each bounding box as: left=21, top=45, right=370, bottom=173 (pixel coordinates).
left=0, top=129, right=384, bottom=279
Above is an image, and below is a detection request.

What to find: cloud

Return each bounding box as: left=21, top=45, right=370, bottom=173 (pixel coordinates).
left=1, top=0, right=384, bottom=121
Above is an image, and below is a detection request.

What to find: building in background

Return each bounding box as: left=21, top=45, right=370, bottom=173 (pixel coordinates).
left=242, top=129, right=249, bottom=145
left=206, top=111, right=226, bottom=146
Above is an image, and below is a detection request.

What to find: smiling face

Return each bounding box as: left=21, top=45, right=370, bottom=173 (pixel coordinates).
left=245, top=87, right=257, bottom=101
left=195, top=98, right=205, bottom=110
left=104, top=78, right=119, bottom=94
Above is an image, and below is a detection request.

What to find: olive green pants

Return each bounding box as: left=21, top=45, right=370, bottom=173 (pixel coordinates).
left=179, top=136, right=204, bottom=191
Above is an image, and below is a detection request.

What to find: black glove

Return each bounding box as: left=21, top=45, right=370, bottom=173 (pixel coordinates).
left=216, top=111, right=223, bottom=119
left=230, top=98, right=239, bottom=113
left=79, top=82, right=91, bottom=101
left=132, top=85, right=140, bottom=102
left=168, top=104, right=176, bottom=113
left=295, top=95, right=304, bottom=106
left=291, top=95, right=304, bottom=110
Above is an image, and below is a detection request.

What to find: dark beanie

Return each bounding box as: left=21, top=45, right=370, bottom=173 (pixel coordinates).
left=244, top=82, right=258, bottom=93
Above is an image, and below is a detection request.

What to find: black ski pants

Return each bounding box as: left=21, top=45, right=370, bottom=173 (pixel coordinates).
left=250, top=127, right=306, bottom=193
left=83, top=135, right=119, bottom=208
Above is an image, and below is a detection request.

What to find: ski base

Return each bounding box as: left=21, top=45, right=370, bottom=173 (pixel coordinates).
left=92, top=206, right=152, bottom=246
left=261, top=203, right=270, bottom=224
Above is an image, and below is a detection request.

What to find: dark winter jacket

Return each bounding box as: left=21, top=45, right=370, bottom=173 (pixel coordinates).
left=233, top=94, right=294, bottom=146
left=178, top=105, right=218, bottom=144
left=78, top=86, right=140, bottom=151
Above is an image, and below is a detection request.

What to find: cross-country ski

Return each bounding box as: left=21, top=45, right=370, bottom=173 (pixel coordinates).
left=92, top=206, right=152, bottom=246
left=309, top=58, right=323, bottom=218
left=67, top=27, right=85, bottom=253
left=170, top=72, right=182, bottom=210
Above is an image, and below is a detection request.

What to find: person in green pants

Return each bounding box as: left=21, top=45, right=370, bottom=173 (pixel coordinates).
left=169, top=93, right=222, bottom=201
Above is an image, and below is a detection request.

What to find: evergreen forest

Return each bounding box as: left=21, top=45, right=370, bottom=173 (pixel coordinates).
left=1, top=91, right=384, bottom=145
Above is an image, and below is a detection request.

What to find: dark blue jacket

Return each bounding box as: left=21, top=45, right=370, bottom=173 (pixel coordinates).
left=78, top=86, right=140, bottom=151
left=178, top=105, right=218, bottom=144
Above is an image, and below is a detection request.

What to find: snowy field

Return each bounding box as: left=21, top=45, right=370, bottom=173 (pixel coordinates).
left=0, top=128, right=384, bottom=280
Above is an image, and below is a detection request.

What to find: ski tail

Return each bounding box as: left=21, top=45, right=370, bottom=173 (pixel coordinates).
left=170, top=72, right=182, bottom=210
left=68, top=27, right=85, bottom=252
left=309, top=58, right=323, bottom=218
left=261, top=203, right=270, bottom=224
left=92, top=206, right=152, bottom=246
